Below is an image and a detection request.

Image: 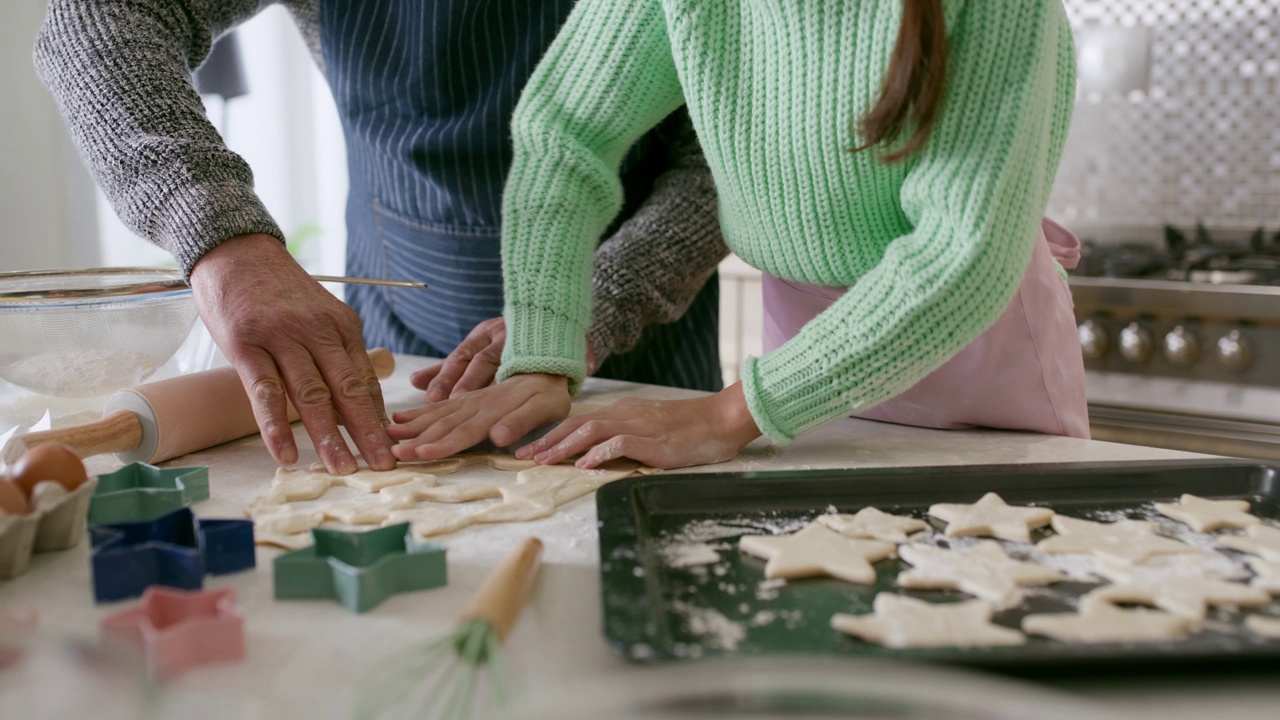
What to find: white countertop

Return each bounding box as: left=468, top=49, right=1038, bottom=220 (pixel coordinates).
left=1, top=354, right=1275, bottom=719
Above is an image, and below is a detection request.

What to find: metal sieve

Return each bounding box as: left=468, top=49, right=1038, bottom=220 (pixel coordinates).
left=0, top=268, right=198, bottom=398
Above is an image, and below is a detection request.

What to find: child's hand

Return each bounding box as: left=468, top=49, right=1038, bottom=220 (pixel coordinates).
left=515, top=383, right=762, bottom=470
left=388, top=373, right=571, bottom=460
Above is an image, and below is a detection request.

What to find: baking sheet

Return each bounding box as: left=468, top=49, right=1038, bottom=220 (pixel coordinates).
left=596, top=459, right=1280, bottom=672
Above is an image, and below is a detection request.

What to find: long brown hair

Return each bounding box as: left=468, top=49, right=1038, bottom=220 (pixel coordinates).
left=855, top=0, right=949, bottom=163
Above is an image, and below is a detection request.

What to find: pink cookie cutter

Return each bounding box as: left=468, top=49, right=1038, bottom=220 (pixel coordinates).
left=99, top=586, right=245, bottom=679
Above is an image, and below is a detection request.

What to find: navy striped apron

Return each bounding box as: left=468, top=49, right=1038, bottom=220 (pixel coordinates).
left=317, top=0, right=722, bottom=391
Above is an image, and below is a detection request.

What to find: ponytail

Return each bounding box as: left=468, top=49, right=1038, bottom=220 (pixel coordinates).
left=855, top=0, right=949, bottom=163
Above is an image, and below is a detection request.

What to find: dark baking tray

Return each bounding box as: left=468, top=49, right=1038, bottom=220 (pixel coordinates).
left=596, top=459, right=1280, bottom=673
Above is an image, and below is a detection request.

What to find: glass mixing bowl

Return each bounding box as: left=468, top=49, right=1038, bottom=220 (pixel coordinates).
left=0, top=268, right=197, bottom=398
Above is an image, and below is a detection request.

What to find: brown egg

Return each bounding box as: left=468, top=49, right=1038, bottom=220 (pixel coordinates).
left=9, top=445, right=88, bottom=498
left=0, top=478, right=28, bottom=515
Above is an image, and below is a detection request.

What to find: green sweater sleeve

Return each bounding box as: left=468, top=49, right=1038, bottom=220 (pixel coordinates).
left=497, top=0, right=685, bottom=392
left=741, top=1, right=1076, bottom=443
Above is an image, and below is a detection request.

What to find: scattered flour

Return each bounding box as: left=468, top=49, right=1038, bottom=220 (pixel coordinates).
left=671, top=601, right=746, bottom=651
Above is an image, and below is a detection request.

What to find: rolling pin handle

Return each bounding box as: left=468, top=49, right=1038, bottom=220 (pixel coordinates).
left=8, top=409, right=144, bottom=460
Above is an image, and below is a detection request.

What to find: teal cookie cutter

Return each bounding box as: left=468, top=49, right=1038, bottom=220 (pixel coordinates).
left=273, top=523, right=446, bottom=613
left=88, top=463, right=210, bottom=524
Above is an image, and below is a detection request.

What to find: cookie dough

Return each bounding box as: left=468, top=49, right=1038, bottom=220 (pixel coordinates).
left=1246, top=557, right=1280, bottom=594
left=831, top=594, right=1025, bottom=648
left=897, top=541, right=1063, bottom=609
left=1154, top=494, right=1259, bottom=532
left=928, top=493, right=1053, bottom=543
left=1089, top=559, right=1270, bottom=620
left=1245, top=614, right=1280, bottom=639
left=1022, top=596, right=1196, bottom=644
left=1035, top=515, right=1197, bottom=565
left=739, top=522, right=895, bottom=585
left=818, top=507, right=927, bottom=544
left=1219, top=524, right=1280, bottom=562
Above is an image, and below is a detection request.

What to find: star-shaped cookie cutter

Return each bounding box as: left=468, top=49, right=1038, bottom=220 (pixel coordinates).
left=99, top=586, right=245, bottom=679
left=89, top=462, right=210, bottom=524
left=273, top=522, right=446, bottom=613
left=89, top=507, right=256, bottom=603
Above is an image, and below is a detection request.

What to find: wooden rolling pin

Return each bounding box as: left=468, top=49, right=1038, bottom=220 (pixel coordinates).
left=10, top=348, right=394, bottom=464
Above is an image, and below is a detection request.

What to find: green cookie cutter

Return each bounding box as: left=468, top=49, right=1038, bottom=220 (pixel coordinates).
left=273, top=523, right=447, bottom=613
left=88, top=463, right=211, bottom=524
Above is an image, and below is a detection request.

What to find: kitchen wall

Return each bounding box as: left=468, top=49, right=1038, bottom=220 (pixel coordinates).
left=1, top=0, right=98, bottom=271
left=1049, top=0, right=1280, bottom=241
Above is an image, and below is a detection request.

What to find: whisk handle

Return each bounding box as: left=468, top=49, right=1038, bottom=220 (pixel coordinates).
left=460, top=537, right=544, bottom=644
left=13, top=409, right=143, bottom=459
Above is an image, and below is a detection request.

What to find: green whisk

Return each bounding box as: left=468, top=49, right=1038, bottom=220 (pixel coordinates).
left=353, top=537, right=544, bottom=720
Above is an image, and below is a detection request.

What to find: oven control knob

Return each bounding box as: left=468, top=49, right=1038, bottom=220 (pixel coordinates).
left=1118, top=322, right=1153, bottom=363
left=1216, top=329, right=1253, bottom=373
left=1162, top=325, right=1200, bottom=366
left=1078, top=319, right=1109, bottom=360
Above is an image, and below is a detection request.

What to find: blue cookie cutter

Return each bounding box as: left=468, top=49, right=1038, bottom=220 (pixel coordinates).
left=89, top=507, right=255, bottom=603
left=89, top=463, right=210, bottom=524
left=273, top=523, right=446, bottom=613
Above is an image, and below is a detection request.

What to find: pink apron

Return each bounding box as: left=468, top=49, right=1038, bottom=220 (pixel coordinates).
left=761, top=218, right=1090, bottom=439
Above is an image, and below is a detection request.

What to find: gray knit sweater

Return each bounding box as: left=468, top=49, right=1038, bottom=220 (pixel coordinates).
left=33, top=0, right=727, bottom=365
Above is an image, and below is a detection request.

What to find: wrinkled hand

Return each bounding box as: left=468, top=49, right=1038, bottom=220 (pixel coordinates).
left=411, top=317, right=597, bottom=401
left=190, top=233, right=394, bottom=475
left=388, top=373, right=572, bottom=460
left=514, top=383, right=763, bottom=470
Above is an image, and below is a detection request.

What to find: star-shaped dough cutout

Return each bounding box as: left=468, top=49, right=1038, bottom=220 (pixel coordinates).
left=1089, top=562, right=1270, bottom=619
left=831, top=594, right=1024, bottom=648
left=1153, top=494, right=1259, bottom=532
left=928, top=493, right=1053, bottom=543
left=897, top=541, right=1063, bottom=608
left=1246, top=557, right=1280, bottom=594
left=1035, top=515, right=1197, bottom=565
left=1022, top=596, right=1196, bottom=643
left=1245, top=615, right=1280, bottom=639
left=739, top=522, right=895, bottom=584
left=1218, top=524, right=1280, bottom=562
left=819, top=507, right=927, bottom=544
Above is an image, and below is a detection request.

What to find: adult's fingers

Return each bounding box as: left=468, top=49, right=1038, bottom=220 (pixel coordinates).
left=234, top=348, right=297, bottom=466
left=273, top=344, right=356, bottom=475
left=313, top=341, right=393, bottom=471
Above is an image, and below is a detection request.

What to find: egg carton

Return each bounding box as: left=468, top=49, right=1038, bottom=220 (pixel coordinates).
left=0, top=478, right=98, bottom=579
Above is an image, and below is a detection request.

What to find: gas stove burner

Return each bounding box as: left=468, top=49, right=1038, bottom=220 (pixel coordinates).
left=1073, top=224, right=1280, bottom=286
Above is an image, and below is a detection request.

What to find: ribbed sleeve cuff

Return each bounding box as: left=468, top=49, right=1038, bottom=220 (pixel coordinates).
left=497, top=302, right=589, bottom=395
left=154, top=181, right=284, bottom=280
left=740, top=355, right=798, bottom=445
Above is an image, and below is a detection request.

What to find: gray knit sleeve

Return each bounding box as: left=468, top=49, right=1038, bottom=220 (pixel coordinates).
left=33, top=0, right=286, bottom=279
left=586, top=116, right=729, bottom=367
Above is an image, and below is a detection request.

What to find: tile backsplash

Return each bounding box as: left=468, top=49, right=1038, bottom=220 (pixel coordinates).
left=1049, top=0, right=1280, bottom=241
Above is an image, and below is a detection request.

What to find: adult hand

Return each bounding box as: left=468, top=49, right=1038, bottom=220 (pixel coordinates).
left=189, top=233, right=395, bottom=475
left=411, top=317, right=597, bottom=401
left=514, top=383, right=763, bottom=469
left=388, top=373, right=571, bottom=460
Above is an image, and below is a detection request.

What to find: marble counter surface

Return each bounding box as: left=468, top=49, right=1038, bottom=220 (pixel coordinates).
left=0, top=354, right=1275, bottom=719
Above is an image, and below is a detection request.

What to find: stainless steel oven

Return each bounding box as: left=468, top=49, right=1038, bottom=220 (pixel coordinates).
left=1069, top=228, right=1280, bottom=460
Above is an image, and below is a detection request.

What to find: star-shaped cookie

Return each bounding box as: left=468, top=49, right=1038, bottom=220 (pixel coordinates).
left=1090, top=559, right=1270, bottom=619
left=897, top=541, right=1063, bottom=608
left=1246, top=557, right=1280, bottom=594
left=1153, top=494, right=1259, bottom=532
left=928, top=493, right=1053, bottom=543
left=1035, top=515, right=1197, bottom=565
left=1218, top=524, right=1280, bottom=561
left=831, top=593, right=1025, bottom=648
left=739, top=522, right=895, bottom=585
left=1245, top=614, right=1280, bottom=639
left=818, top=507, right=927, bottom=543
left=1022, top=596, right=1196, bottom=644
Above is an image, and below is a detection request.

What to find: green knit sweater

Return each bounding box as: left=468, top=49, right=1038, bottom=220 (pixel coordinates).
left=498, top=0, right=1076, bottom=444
